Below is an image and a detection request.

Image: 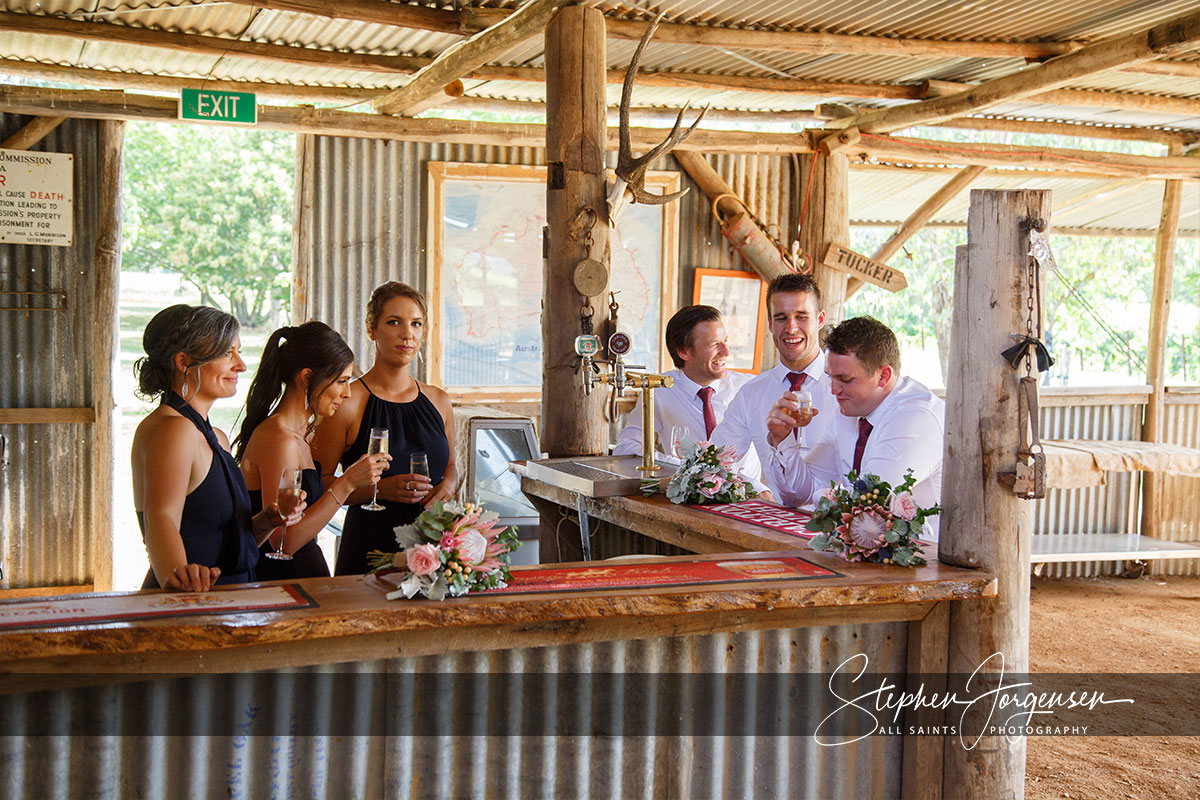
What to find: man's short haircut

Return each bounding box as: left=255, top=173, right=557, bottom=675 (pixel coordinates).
left=825, top=315, right=901, bottom=374
left=766, top=272, right=822, bottom=315
left=665, top=304, right=723, bottom=369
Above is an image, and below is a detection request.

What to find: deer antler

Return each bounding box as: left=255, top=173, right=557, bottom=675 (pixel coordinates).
left=615, top=13, right=709, bottom=206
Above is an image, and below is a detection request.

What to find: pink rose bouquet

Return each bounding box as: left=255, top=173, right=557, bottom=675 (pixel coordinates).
left=368, top=501, right=522, bottom=600
left=660, top=435, right=757, bottom=506
left=805, top=469, right=939, bottom=566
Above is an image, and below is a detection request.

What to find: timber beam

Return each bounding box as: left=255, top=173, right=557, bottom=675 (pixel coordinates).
left=831, top=8, right=1200, bottom=134
left=374, top=0, right=572, bottom=116
left=3, top=85, right=1200, bottom=178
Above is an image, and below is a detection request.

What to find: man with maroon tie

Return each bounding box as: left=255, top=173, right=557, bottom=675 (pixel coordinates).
left=765, top=316, right=945, bottom=539
left=710, top=273, right=840, bottom=500
left=613, top=305, right=754, bottom=470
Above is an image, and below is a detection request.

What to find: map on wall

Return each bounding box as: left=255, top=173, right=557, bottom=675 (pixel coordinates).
left=435, top=166, right=672, bottom=390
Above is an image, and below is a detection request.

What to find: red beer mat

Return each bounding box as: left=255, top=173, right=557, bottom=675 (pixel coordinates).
left=690, top=500, right=815, bottom=539
left=0, top=584, right=317, bottom=631
left=479, top=555, right=840, bottom=595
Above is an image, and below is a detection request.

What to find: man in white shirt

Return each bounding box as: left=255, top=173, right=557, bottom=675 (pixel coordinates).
left=710, top=273, right=840, bottom=500
left=613, top=305, right=754, bottom=465
left=765, top=316, right=945, bottom=539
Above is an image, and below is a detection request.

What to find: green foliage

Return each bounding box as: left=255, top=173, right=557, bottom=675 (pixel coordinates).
left=121, top=122, right=295, bottom=327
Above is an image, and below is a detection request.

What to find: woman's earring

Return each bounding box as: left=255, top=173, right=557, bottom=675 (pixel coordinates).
left=181, top=372, right=189, bottom=399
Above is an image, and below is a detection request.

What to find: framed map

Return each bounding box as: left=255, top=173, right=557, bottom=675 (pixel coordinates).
left=692, top=268, right=767, bottom=373
left=427, top=162, right=678, bottom=398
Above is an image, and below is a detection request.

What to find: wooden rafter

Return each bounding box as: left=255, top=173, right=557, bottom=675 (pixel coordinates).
left=0, top=115, right=65, bottom=149
left=846, top=165, right=987, bottom=297
left=4, top=85, right=1200, bottom=180
left=920, top=79, right=1200, bottom=118
left=831, top=8, right=1200, bottom=135
left=375, top=0, right=572, bottom=116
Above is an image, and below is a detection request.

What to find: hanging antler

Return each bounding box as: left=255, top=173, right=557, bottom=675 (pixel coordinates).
left=614, top=13, right=709, bottom=207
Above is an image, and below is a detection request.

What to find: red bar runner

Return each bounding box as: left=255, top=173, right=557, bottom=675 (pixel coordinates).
left=482, top=555, right=840, bottom=595
left=691, top=499, right=815, bottom=538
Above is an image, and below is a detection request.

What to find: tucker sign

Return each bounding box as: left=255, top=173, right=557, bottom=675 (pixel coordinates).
left=822, top=243, right=908, bottom=292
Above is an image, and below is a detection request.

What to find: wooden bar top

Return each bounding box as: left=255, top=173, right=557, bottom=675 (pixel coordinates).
left=0, top=545, right=994, bottom=692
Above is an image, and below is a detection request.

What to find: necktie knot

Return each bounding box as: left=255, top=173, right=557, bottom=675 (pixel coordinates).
left=786, top=371, right=807, bottom=392
left=697, top=386, right=717, bottom=440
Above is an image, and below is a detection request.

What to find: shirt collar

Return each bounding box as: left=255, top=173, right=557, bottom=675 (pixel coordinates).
left=865, top=375, right=906, bottom=426
left=672, top=368, right=705, bottom=396
left=772, top=350, right=826, bottom=386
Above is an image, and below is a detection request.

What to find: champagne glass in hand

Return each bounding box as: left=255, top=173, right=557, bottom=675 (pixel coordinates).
left=362, top=428, right=389, bottom=511
left=409, top=452, right=430, bottom=502
left=266, top=469, right=302, bottom=561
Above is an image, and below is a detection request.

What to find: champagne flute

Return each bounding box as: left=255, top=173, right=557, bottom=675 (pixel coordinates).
left=668, top=426, right=685, bottom=458
left=410, top=452, right=429, bottom=502
left=362, top=428, right=389, bottom=511
left=265, top=469, right=302, bottom=561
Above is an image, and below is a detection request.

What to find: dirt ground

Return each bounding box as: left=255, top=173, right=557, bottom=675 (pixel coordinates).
left=1026, top=574, right=1200, bottom=799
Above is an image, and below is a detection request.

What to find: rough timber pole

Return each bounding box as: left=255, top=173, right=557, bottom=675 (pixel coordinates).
left=941, top=189, right=1050, bottom=799
left=796, top=150, right=850, bottom=325
left=1140, top=142, right=1183, bottom=543
left=542, top=4, right=609, bottom=461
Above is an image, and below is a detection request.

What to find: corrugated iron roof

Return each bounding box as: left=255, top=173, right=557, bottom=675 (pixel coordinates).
left=0, top=1, right=1196, bottom=238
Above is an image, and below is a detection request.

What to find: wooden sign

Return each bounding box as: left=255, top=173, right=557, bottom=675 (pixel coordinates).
left=822, top=243, right=908, bottom=292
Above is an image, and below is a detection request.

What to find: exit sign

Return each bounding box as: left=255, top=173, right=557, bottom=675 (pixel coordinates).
left=178, top=89, right=257, bottom=125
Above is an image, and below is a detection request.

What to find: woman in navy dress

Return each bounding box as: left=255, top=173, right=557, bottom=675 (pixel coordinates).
left=131, top=305, right=303, bottom=591
left=313, top=282, right=457, bottom=575
left=233, top=321, right=390, bottom=580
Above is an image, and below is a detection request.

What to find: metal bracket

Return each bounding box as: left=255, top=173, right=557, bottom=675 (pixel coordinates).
left=575, top=496, right=593, bottom=562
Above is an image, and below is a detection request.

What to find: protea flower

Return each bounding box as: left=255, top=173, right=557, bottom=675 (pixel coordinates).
left=835, top=507, right=891, bottom=560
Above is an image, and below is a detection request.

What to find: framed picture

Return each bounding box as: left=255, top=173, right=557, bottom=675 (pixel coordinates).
left=692, top=268, right=767, bottom=373
left=427, top=162, right=679, bottom=400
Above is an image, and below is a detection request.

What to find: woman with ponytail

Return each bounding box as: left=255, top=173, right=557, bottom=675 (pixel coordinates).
left=234, top=321, right=390, bottom=580
left=132, top=305, right=304, bottom=592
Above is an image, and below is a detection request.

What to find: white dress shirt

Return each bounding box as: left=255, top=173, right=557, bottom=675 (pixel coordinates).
left=766, top=375, right=945, bottom=539
left=709, top=352, right=839, bottom=498
left=613, top=368, right=752, bottom=456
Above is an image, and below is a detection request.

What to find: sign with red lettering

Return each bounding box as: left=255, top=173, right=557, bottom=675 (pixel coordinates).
left=821, top=243, right=908, bottom=292
left=0, top=148, right=73, bottom=247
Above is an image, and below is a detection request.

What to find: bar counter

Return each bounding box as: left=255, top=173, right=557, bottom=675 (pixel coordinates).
left=0, top=509, right=994, bottom=799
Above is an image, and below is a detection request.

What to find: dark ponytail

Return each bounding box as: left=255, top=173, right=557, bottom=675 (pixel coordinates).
left=233, top=321, right=355, bottom=461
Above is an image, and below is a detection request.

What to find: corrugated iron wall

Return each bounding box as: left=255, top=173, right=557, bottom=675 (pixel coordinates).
left=296, top=137, right=795, bottom=377
left=1159, top=390, right=1200, bottom=577
left=0, top=114, right=104, bottom=590
left=2, top=623, right=905, bottom=799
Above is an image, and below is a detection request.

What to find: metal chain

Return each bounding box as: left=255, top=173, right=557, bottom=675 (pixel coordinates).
left=1023, top=243, right=1038, bottom=379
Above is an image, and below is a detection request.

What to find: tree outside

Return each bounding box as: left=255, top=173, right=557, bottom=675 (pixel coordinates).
left=121, top=122, right=296, bottom=327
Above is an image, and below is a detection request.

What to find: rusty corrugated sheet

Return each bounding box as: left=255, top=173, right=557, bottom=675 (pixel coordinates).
left=1, top=624, right=905, bottom=799
left=0, top=113, right=104, bottom=590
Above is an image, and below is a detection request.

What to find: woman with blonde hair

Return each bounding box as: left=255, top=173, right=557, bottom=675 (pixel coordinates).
left=132, top=304, right=302, bottom=591
left=313, top=282, right=457, bottom=575
left=234, top=320, right=390, bottom=580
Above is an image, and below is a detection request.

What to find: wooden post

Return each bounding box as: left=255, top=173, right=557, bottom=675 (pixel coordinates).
left=796, top=151, right=849, bottom=325
left=1140, top=142, right=1184, bottom=541
left=291, top=132, right=315, bottom=323
left=542, top=4, right=608, bottom=459
left=941, top=190, right=1050, bottom=799
left=92, top=119, right=125, bottom=592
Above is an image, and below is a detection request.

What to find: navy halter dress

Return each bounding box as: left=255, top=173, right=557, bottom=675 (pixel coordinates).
left=249, top=464, right=330, bottom=580
left=334, top=381, right=450, bottom=575
left=139, top=393, right=259, bottom=588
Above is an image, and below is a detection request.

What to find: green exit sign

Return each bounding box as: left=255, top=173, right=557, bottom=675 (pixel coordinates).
left=178, top=89, right=257, bottom=125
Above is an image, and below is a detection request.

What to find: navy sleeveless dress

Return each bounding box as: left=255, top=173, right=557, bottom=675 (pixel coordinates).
left=139, top=393, right=259, bottom=588
left=249, top=464, right=330, bottom=581
left=334, top=381, right=450, bottom=575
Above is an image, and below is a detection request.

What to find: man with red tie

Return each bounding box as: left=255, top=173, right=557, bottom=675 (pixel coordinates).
left=765, top=316, right=945, bottom=539
left=710, top=273, right=840, bottom=500
left=613, top=305, right=754, bottom=473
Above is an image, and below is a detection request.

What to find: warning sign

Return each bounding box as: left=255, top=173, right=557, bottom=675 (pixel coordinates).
left=0, top=148, right=74, bottom=247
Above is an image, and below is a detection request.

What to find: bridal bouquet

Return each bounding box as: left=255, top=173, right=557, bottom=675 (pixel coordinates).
left=369, top=501, right=521, bottom=601
left=805, top=469, right=938, bottom=566
left=662, top=437, right=757, bottom=505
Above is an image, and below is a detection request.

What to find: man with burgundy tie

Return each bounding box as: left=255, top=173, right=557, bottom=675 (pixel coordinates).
left=710, top=273, right=840, bottom=500
left=613, top=306, right=754, bottom=474
left=765, top=316, right=945, bottom=539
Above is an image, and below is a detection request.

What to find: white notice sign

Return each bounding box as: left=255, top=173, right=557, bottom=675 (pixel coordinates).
left=0, top=148, right=74, bottom=247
